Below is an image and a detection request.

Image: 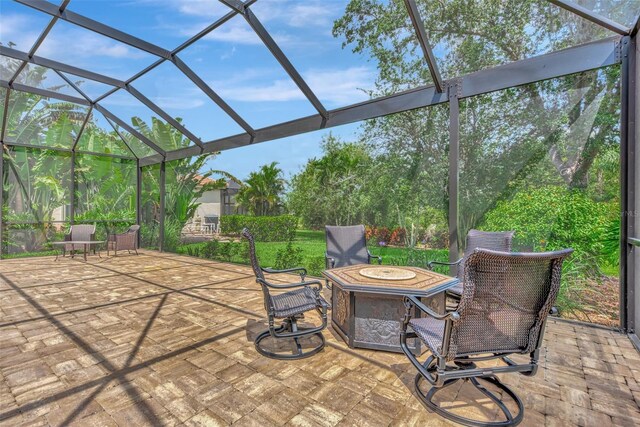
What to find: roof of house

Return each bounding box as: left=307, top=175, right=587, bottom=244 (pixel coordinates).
left=194, top=175, right=241, bottom=190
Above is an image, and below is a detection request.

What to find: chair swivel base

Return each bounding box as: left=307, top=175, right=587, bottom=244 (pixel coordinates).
left=254, top=317, right=325, bottom=360
left=415, top=360, right=524, bottom=427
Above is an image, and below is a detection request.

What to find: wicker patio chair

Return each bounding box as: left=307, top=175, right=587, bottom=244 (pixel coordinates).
left=428, top=229, right=514, bottom=299
left=401, top=248, right=573, bottom=427
left=242, top=228, right=329, bottom=359
left=108, top=225, right=140, bottom=256
left=63, top=224, right=97, bottom=256
left=325, top=224, right=382, bottom=269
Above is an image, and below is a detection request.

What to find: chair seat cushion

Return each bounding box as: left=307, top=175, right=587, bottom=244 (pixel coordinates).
left=271, top=286, right=327, bottom=318
left=409, top=316, right=445, bottom=356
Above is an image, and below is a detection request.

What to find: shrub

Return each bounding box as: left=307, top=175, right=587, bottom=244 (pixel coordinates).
left=162, top=217, right=184, bottom=252
left=305, top=255, right=327, bottom=277
left=365, top=226, right=406, bottom=246
left=481, top=186, right=608, bottom=258
left=274, top=241, right=304, bottom=270
left=200, top=239, right=249, bottom=264
left=221, top=215, right=298, bottom=242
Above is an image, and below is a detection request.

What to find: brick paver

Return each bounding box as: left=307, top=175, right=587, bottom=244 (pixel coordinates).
left=0, top=250, right=638, bottom=426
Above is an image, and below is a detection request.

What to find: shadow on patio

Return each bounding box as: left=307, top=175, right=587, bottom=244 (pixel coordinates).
left=0, top=250, right=638, bottom=426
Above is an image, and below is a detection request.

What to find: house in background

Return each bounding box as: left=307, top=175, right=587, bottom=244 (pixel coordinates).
left=186, top=176, right=243, bottom=234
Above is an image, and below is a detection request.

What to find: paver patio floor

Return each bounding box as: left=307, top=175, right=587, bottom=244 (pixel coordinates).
left=0, top=250, right=639, bottom=426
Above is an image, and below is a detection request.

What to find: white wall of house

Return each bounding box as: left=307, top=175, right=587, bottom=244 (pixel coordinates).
left=194, top=189, right=222, bottom=219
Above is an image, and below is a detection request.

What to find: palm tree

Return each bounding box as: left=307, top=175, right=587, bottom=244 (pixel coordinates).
left=236, top=162, right=286, bottom=216
left=132, top=119, right=240, bottom=250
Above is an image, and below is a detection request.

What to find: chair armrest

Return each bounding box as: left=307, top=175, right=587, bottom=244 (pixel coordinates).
left=262, top=266, right=307, bottom=280
left=427, top=258, right=462, bottom=270
left=325, top=253, right=335, bottom=269
left=367, top=250, right=382, bottom=265
left=403, top=295, right=460, bottom=321
left=257, top=278, right=322, bottom=291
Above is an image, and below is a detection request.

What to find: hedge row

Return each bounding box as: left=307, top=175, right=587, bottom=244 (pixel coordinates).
left=220, top=215, right=298, bottom=242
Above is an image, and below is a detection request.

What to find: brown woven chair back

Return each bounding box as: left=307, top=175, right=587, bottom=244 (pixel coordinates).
left=325, top=225, right=369, bottom=268
left=450, top=248, right=573, bottom=360
left=458, top=230, right=514, bottom=279
left=71, top=224, right=95, bottom=241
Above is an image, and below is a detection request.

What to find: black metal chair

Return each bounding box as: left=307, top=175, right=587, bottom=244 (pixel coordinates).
left=429, top=229, right=514, bottom=299
left=401, top=248, right=573, bottom=427
left=242, top=228, right=329, bottom=360
left=325, top=224, right=381, bottom=269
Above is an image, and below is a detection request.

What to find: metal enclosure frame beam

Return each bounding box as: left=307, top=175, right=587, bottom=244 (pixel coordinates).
left=136, top=160, right=142, bottom=247
left=447, top=81, right=460, bottom=274
left=0, top=46, right=125, bottom=88
left=125, top=84, right=205, bottom=150
left=621, top=32, right=639, bottom=342
left=159, top=161, right=165, bottom=252
left=171, top=56, right=255, bottom=137
left=94, top=104, right=166, bottom=157
left=70, top=150, right=75, bottom=225
left=547, top=0, right=630, bottom=35
left=403, top=0, right=444, bottom=92
left=54, top=71, right=141, bottom=159
left=1, top=88, right=11, bottom=142
left=240, top=5, right=328, bottom=119
left=16, top=0, right=172, bottom=59
left=140, top=36, right=620, bottom=166
left=0, top=80, right=89, bottom=105
left=7, top=0, right=70, bottom=84
left=71, top=105, right=93, bottom=151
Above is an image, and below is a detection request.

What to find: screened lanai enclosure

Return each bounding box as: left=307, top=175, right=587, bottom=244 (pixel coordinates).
left=0, top=0, right=639, bottom=347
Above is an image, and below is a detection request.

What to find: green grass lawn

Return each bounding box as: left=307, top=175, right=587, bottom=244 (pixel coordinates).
left=176, top=229, right=449, bottom=276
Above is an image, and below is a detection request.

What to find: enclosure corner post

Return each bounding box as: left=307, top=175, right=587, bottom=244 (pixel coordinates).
left=159, top=160, right=166, bottom=252
left=621, top=32, right=639, bottom=342
left=0, top=144, right=3, bottom=259
left=447, top=81, right=461, bottom=276
left=70, top=150, right=75, bottom=226
left=137, top=160, right=142, bottom=248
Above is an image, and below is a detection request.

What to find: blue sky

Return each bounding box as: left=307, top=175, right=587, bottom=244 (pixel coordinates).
left=0, top=0, right=389, bottom=179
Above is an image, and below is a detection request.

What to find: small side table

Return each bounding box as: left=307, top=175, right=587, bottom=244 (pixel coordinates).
left=52, top=240, right=105, bottom=261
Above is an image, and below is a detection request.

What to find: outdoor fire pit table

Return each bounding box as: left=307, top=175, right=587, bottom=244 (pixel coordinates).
left=322, top=264, right=459, bottom=355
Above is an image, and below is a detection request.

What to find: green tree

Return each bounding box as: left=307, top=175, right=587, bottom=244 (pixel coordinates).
left=132, top=119, right=238, bottom=250
left=333, top=0, right=621, bottom=248
left=236, top=161, right=286, bottom=216
left=288, top=135, right=373, bottom=228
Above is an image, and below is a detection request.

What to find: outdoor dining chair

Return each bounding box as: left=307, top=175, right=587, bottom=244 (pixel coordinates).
left=242, top=228, right=329, bottom=360
left=401, top=247, right=573, bottom=427
left=325, top=224, right=382, bottom=269
left=64, top=224, right=97, bottom=256
left=107, top=225, right=140, bottom=256
left=428, top=229, right=514, bottom=298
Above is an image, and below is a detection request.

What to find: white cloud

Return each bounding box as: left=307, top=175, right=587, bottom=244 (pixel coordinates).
left=287, top=3, right=336, bottom=28
left=304, top=67, right=375, bottom=105
left=153, top=96, right=206, bottom=110
left=181, top=18, right=290, bottom=45
left=174, top=0, right=230, bottom=18
left=216, top=78, right=305, bottom=102
left=38, top=31, right=145, bottom=60
left=0, top=14, right=43, bottom=51
left=251, top=0, right=339, bottom=28
left=200, top=19, right=262, bottom=45
left=209, top=66, right=375, bottom=105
